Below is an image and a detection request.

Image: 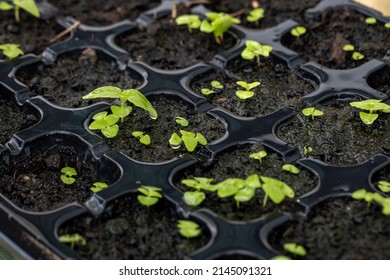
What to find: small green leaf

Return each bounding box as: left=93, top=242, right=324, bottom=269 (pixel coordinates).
left=14, top=0, right=40, bottom=18
left=82, top=86, right=122, bottom=99
left=291, top=26, right=307, bottom=37
left=236, top=90, right=255, bottom=99
left=378, top=181, right=390, bottom=193
left=177, top=220, right=201, bottom=238
left=271, top=255, right=291, bottom=260
left=182, top=135, right=198, bottom=152
left=365, top=17, right=377, bottom=24
left=211, top=80, right=224, bottom=89
left=282, top=164, right=300, bottom=174
left=175, top=117, right=189, bottom=127
left=385, top=21, right=390, bottom=29
left=304, top=146, right=313, bottom=155
left=180, top=130, right=195, bottom=138
left=247, top=8, right=264, bottom=23
left=262, top=182, right=285, bottom=204
left=352, top=51, right=364, bottom=60
left=245, top=174, right=261, bottom=188
left=125, top=89, right=158, bottom=119
left=201, top=88, right=214, bottom=95
left=352, top=189, right=367, bottom=200
left=249, top=150, right=267, bottom=163
left=195, top=133, right=207, bottom=146
left=111, top=105, right=132, bottom=119
left=132, top=131, right=144, bottom=137
left=0, top=2, right=14, bottom=10
left=302, top=107, right=323, bottom=118
left=90, top=182, right=108, bottom=193
left=175, top=14, right=201, bottom=31
left=60, top=175, right=76, bottom=185
left=101, top=124, right=119, bottom=138
left=139, top=134, right=151, bottom=145
left=342, top=44, right=355, bottom=52
left=0, top=44, right=24, bottom=59
left=183, top=191, right=205, bottom=206
left=234, top=186, right=255, bottom=203
left=241, top=48, right=255, bottom=60
left=169, top=133, right=182, bottom=147
left=359, top=112, right=378, bottom=125
left=283, top=243, right=307, bottom=256
left=61, top=167, right=77, bottom=177
left=200, top=19, right=213, bottom=33
left=138, top=186, right=162, bottom=197
left=217, top=179, right=242, bottom=198
left=137, top=195, right=159, bottom=207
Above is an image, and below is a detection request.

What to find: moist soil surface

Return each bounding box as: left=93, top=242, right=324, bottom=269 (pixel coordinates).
left=368, top=66, right=390, bottom=97
left=282, top=8, right=390, bottom=69
left=268, top=197, right=390, bottom=259
left=0, top=97, right=38, bottom=145
left=192, top=57, right=315, bottom=117
left=58, top=194, right=209, bottom=259
left=174, top=143, right=318, bottom=221
left=0, top=139, right=112, bottom=212
left=16, top=50, right=140, bottom=108
left=96, top=95, right=226, bottom=163
left=277, top=100, right=390, bottom=166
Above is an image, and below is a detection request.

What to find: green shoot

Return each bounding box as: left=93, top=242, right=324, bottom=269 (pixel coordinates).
left=201, top=88, right=214, bottom=95
left=290, top=26, right=306, bottom=37
left=378, top=181, right=390, bottom=193
left=90, top=182, right=108, bottom=193
left=241, top=40, right=273, bottom=66
left=385, top=21, right=390, bottom=28
left=175, top=116, right=189, bottom=127
left=260, top=176, right=294, bottom=207
left=182, top=177, right=215, bottom=206
left=342, top=44, right=355, bottom=52
left=303, top=146, right=313, bottom=156
left=247, top=8, right=264, bottom=25
left=235, top=80, right=261, bottom=99
left=282, top=164, right=300, bottom=175
left=352, top=51, right=364, bottom=60
left=365, top=17, right=377, bottom=25
left=0, top=44, right=24, bottom=59
left=201, top=80, right=224, bottom=96
left=249, top=150, right=267, bottom=164
left=59, top=233, right=86, bottom=249
left=88, top=111, right=119, bottom=138
left=60, top=167, right=77, bottom=185
left=342, top=44, right=365, bottom=61
left=175, top=14, right=201, bottom=33
left=283, top=243, right=307, bottom=256
left=352, top=189, right=390, bottom=215
left=169, top=130, right=207, bottom=152
left=0, top=0, right=40, bottom=22
left=137, top=186, right=163, bottom=207
left=132, top=131, right=151, bottom=145
left=183, top=191, right=206, bottom=206
left=211, top=80, right=223, bottom=89
left=302, top=107, right=324, bottom=120
left=200, top=12, right=240, bottom=44
left=177, top=220, right=201, bottom=238
left=349, top=99, right=390, bottom=125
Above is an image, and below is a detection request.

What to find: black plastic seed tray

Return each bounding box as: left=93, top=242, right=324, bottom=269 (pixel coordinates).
left=0, top=0, right=389, bottom=259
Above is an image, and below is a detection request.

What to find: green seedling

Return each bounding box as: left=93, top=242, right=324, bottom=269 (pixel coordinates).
left=247, top=8, right=264, bottom=25
left=303, top=146, right=313, bottom=156
left=283, top=243, right=307, bottom=257
left=182, top=177, right=215, bottom=206
left=249, top=150, right=267, bottom=164
left=137, top=186, right=163, bottom=207
left=365, top=17, right=377, bottom=25
left=132, top=131, right=151, bottom=145
left=90, top=182, right=108, bottom=193
left=290, top=26, right=306, bottom=37
left=349, top=99, right=390, bottom=125
left=236, top=80, right=261, bottom=99
left=282, top=164, right=300, bottom=175
left=0, top=0, right=40, bottom=22
left=177, top=220, right=201, bottom=238
left=0, top=43, right=23, bottom=59
left=169, top=130, right=207, bottom=152
left=175, top=117, right=189, bottom=127
left=200, top=12, right=240, bottom=44
left=59, top=233, right=86, bottom=249
left=378, top=181, right=390, bottom=193
left=260, top=176, right=294, bottom=207
left=385, top=21, right=390, bottom=29
left=175, top=14, right=201, bottom=33
left=60, top=167, right=77, bottom=185
left=352, top=51, right=364, bottom=60
left=241, top=40, right=273, bottom=66
left=352, top=189, right=390, bottom=215
left=342, top=44, right=355, bottom=52
left=342, top=44, right=364, bottom=61
left=83, top=86, right=157, bottom=138
left=302, top=107, right=324, bottom=120
left=201, top=80, right=224, bottom=96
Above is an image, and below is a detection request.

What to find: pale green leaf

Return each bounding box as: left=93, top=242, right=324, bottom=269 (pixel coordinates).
left=82, top=86, right=122, bottom=99
left=183, top=191, right=205, bottom=206
left=14, top=0, right=40, bottom=18
left=195, top=133, right=207, bottom=146
left=236, top=90, right=254, bottom=99
left=101, top=124, right=119, bottom=138
left=182, top=135, right=198, bottom=152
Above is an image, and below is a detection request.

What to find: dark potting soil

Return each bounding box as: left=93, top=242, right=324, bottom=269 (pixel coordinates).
left=277, top=100, right=390, bottom=166
left=0, top=11, right=61, bottom=57
left=0, top=141, right=107, bottom=212
left=115, top=16, right=236, bottom=70
left=0, top=97, right=38, bottom=145
left=58, top=194, right=209, bottom=259
left=282, top=8, right=390, bottom=69
left=97, top=95, right=226, bottom=163
left=205, top=0, right=320, bottom=29
left=367, top=66, right=390, bottom=97
left=16, top=50, right=140, bottom=108
left=54, top=0, right=161, bottom=26
left=268, top=197, right=390, bottom=259
left=192, top=57, right=315, bottom=117
left=174, top=143, right=318, bottom=221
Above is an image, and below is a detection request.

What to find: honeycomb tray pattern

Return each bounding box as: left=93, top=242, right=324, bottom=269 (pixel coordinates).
left=0, top=0, right=389, bottom=259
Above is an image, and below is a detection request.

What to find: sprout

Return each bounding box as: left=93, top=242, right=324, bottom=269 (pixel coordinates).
left=283, top=243, right=307, bottom=256
left=175, top=14, right=201, bottom=33
left=177, top=220, right=201, bottom=238
left=60, top=167, right=77, bottom=185
left=200, top=80, right=224, bottom=96
left=349, top=99, right=390, bottom=125
left=342, top=44, right=355, bottom=52
left=247, top=8, right=264, bottom=25
left=303, top=146, right=313, bottom=156
left=182, top=177, right=215, bottom=206
left=260, top=176, right=295, bottom=207
left=0, top=44, right=24, bottom=59
left=290, top=26, right=307, bottom=37
left=175, top=116, right=189, bottom=127
left=200, top=12, right=240, bottom=44
left=249, top=150, right=267, bottom=164
left=241, top=40, right=273, bottom=66
left=235, top=80, right=261, bottom=99
left=0, top=0, right=40, bottom=22
left=169, top=130, right=207, bottom=152
left=59, top=233, right=86, bottom=249
left=90, top=182, right=108, bottom=193
left=302, top=107, right=324, bottom=120
left=352, top=189, right=390, bottom=215
left=137, top=186, right=163, bottom=207
left=365, top=17, right=377, bottom=25
left=132, top=131, right=151, bottom=145
left=378, top=181, right=390, bottom=193
left=352, top=51, right=364, bottom=60
left=88, top=111, right=119, bottom=138
left=282, top=164, right=300, bottom=175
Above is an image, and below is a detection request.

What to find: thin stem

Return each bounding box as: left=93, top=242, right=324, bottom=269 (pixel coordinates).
left=263, top=194, right=268, bottom=207
left=15, top=6, right=20, bottom=22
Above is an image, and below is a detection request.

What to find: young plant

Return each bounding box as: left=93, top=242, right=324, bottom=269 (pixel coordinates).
left=303, top=146, right=313, bottom=156
left=201, top=80, right=224, bottom=96
left=385, top=21, right=390, bottom=29
left=235, top=80, right=261, bottom=99
left=60, top=167, right=77, bottom=185
left=302, top=107, right=324, bottom=120
left=282, top=164, right=300, bottom=175
left=137, top=186, right=163, bottom=207
left=349, top=99, right=390, bottom=125
left=352, top=189, right=390, bottom=215
left=0, top=44, right=24, bottom=59
left=90, top=182, right=108, bottom=193
left=342, top=44, right=365, bottom=61
left=0, top=0, right=40, bottom=22
left=59, top=233, right=86, bottom=249
left=378, top=181, right=390, bottom=193
left=182, top=177, right=215, bottom=206
left=365, top=17, right=377, bottom=25
left=177, top=220, right=201, bottom=238
left=283, top=243, right=307, bottom=257
left=247, top=8, right=264, bottom=26
left=89, top=111, right=119, bottom=138
left=175, top=117, right=189, bottom=127
left=175, top=14, right=201, bottom=33
left=260, top=176, right=295, bottom=207
left=132, top=131, right=151, bottom=145
left=249, top=150, right=267, bottom=165
left=290, top=26, right=307, bottom=38
left=241, top=40, right=273, bottom=66
left=200, top=12, right=240, bottom=44
left=169, top=130, right=207, bottom=152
